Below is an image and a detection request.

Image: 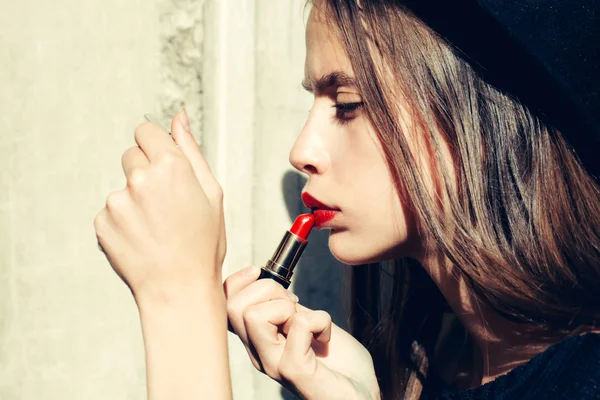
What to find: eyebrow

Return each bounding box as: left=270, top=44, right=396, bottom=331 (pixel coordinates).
left=301, top=71, right=358, bottom=94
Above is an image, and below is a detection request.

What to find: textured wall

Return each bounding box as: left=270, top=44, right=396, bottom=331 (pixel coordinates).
left=0, top=0, right=161, bottom=398
left=0, top=0, right=343, bottom=399
left=157, top=0, right=204, bottom=136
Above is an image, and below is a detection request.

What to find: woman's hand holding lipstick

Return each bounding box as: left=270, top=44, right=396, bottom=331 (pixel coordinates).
left=225, top=267, right=381, bottom=400
left=94, top=111, right=232, bottom=399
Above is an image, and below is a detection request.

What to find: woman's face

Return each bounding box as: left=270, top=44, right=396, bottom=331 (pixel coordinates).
left=290, top=7, right=419, bottom=265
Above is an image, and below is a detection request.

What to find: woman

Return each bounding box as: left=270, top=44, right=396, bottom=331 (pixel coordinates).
left=95, top=0, right=600, bottom=399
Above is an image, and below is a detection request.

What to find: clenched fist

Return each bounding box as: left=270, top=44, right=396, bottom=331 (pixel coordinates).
left=94, top=111, right=227, bottom=303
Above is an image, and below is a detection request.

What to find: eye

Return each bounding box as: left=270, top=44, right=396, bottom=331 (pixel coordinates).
left=332, top=102, right=364, bottom=125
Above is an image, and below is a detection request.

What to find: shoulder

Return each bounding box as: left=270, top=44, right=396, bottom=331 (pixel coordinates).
left=432, top=333, right=600, bottom=400
left=518, top=333, right=600, bottom=399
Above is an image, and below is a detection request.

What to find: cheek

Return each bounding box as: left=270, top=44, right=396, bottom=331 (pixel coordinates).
left=327, top=190, right=416, bottom=264
left=326, top=118, right=423, bottom=264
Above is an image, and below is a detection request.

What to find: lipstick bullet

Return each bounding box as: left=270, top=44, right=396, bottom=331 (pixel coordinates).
left=257, top=213, right=315, bottom=289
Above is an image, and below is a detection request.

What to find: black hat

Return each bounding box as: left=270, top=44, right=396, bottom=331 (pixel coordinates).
left=402, top=0, right=600, bottom=178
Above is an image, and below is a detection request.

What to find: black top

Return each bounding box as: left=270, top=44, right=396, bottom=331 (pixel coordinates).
left=424, top=333, right=600, bottom=399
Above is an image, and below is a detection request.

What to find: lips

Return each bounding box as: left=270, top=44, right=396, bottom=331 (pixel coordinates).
left=301, top=192, right=340, bottom=227
left=301, top=192, right=335, bottom=210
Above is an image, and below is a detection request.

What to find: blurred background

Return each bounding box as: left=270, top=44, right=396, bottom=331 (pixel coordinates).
left=0, top=0, right=345, bottom=398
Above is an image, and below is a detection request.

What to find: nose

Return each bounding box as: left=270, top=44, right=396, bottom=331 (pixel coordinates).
left=289, top=114, right=329, bottom=176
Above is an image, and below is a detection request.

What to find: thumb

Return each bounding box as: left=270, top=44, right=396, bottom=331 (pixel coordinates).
left=223, top=266, right=261, bottom=299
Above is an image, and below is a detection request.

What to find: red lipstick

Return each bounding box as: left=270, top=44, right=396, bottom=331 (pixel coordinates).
left=257, top=213, right=315, bottom=289
left=289, top=213, right=314, bottom=239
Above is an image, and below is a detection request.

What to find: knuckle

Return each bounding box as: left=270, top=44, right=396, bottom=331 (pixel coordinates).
left=280, top=301, right=297, bottom=319
left=222, top=267, right=244, bottom=298
left=156, top=150, right=177, bottom=166
left=93, top=210, right=107, bottom=234
left=315, top=310, right=332, bottom=325
left=225, top=299, right=233, bottom=314
left=121, top=145, right=139, bottom=160
left=291, top=313, right=310, bottom=328
left=120, top=147, right=131, bottom=165
left=226, top=299, right=244, bottom=324
left=157, top=150, right=190, bottom=172
left=285, top=300, right=297, bottom=314
left=105, top=191, right=127, bottom=211
left=223, top=277, right=234, bottom=299
left=127, top=168, right=147, bottom=189
left=242, top=306, right=262, bottom=325
left=226, top=300, right=240, bottom=321
left=223, top=280, right=239, bottom=300
left=134, top=122, right=152, bottom=142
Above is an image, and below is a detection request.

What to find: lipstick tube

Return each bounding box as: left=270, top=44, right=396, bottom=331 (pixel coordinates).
left=258, top=213, right=314, bottom=289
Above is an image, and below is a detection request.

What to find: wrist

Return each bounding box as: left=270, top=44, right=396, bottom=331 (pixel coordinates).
left=133, top=276, right=232, bottom=400
left=134, top=277, right=225, bottom=315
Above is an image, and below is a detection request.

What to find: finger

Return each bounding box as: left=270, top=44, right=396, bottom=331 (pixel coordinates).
left=223, top=266, right=261, bottom=299
left=170, top=111, right=222, bottom=202
left=278, top=312, right=333, bottom=395
left=282, top=311, right=332, bottom=344
left=121, top=145, right=149, bottom=179
left=104, top=190, right=135, bottom=229
left=134, top=122, right=178, bottom=163
left=227, top=279, right=298, bottom=342
left=94, top=208, right=113, bottom=254
left=225, top=266, right=261, bottom=333
left=244, top=299, right=297, bottom=340
left=94, top=208, right=123, bottom=273
left=243, top=299, right=297, bottom=379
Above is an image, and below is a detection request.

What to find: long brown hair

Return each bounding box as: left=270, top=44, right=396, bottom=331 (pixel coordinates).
left=311, top=1, right=600, bottom=398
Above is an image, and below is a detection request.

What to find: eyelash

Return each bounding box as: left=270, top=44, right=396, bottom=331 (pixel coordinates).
left=332, top=102, right=364, bottom=124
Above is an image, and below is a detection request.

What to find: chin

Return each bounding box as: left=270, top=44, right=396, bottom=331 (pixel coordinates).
left=327, top=228, right=415, bottom=265
left=327, top=229, right=388, bottom=265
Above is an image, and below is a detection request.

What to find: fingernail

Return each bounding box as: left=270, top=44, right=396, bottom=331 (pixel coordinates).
left=179, top=108, right=191, bottom=132
left=287, top=290, right=299, bottom=303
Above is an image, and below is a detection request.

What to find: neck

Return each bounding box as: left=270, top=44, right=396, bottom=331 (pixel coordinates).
left=417, top=251, right=558, bottom=387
